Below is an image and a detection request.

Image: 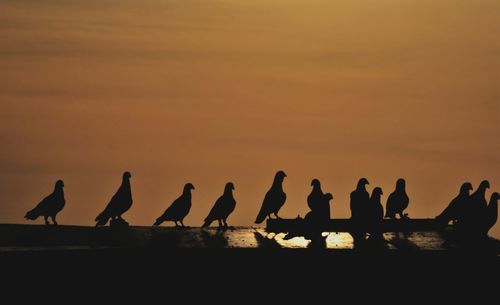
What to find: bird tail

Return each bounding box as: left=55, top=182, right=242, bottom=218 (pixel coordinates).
left=202, top=218, right=213, bottom=228
left=95, top=212, right=109, bottom=227
left=24, top=208, right=39, bottom=220
left=255, top=209, right=267, bottom=224
left=153, top=217, right=163, bottom=226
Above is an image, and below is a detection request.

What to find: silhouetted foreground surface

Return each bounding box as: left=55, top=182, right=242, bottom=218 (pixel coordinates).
left=0, top=223, right=498, bottom=252
left=0, top=224, right=498, bottom=300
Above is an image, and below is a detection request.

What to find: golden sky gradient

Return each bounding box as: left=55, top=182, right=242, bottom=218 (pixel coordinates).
left=1, top=0, right=499, bottom=237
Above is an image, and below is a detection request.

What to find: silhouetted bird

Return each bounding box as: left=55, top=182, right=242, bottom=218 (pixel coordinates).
left=368, top=187, right=384, bottom=238
left=462, top=180, right=490, bottom=235
left=154, top=183, right=195, bottom=227
left=307, top=179, right=324, bottom=212
left=203, top=182, right=236, bottom=228
left=484, top=192, right=499, bottom=236
left=25, top=180, right=65, bottom=225
left=385, top=178, right=409, bottom=219
left=470, top=180, right=489, bottom=210
left=436, top=182, right=473, bottom=225
left=369, top=187, right=384, bottom=221
left=255, top=171, right=287, bottom=224
left=95, top=172, right=133, bottom=227
left=350, top=178, right=370, bottom=220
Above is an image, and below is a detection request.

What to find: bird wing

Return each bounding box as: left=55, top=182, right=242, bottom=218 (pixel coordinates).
left=205, top=195, right=225, bottom=221
left=161, top=195, right=185, bottom=220
left=255, top=190, right=275, bottom=223
left=35, top=193, right=55, bottom=212
left=386, top=192, right=397, bottom=215
left=103, top=187, right=124, bottom=215
left=26, top=192, right=54, bottom=218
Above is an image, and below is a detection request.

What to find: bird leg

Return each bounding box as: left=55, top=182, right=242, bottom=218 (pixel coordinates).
left=223, top=219, right=228, bottom=228
left=51, top=215, right=58, bottom=226
left=268, top=214, right=273, bottom=219
left=273, top=213, right=282, bottom=219
left=44, top=216, right=49, bottom=225
left=180, top=220, right=185, bottom=227
left=218, top=220, right=223, bottom=227
left=174, top=221, right=179, bottom=227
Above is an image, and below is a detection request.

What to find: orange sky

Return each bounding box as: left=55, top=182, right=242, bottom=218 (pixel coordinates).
left=1, top=0, right=499, bottom=237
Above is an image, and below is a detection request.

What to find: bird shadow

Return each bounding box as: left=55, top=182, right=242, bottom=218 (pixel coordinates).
left=201, top=229, right=229, bottom=248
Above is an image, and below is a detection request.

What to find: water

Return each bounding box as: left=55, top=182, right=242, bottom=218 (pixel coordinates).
left=0, top=225, right=496, bottom=252
left=147, top=227, right=453, bottom=250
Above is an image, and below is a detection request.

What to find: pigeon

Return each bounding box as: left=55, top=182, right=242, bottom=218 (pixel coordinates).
left=203, top=182, right=236, bottom=228
left=255, top=171, right=287, bottom=224
left=470, top=180, right=490, bottom=210
left=350, top=178, right=370, bottom=220
left=95, top=172, right=133, bottom=227
left=25, top=180, right=65, bottom=225
left=154, top=183, right=195, bottom=227
left=462, top=180, right=490, bottom=234
left=455, top=181, right=490, bottom=236
left=385, top=178, right=409, bottom=219
left=436, top=182, right=473, bottom=225
left=484, top=192, right=499, bottom=236
left=307, top=179, right=324, bottom=212
left=369, top=187, right=384, bottom=221
left=368, top=187, right=384, bottom=238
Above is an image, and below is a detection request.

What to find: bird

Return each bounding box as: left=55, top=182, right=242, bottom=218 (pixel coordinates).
left=484, top=192, right=499, bottom=236
left=154, top=183, right=195, bottom=227
left=385, top=178, right=409, bottom=219
left=25, top=180, right=65, bottom=225
left=368, top=187, right=384, bottom=238
left=462, top=180, right=490, bottom=234
left=350, top=178, right=370, bottom=220
left=369, top=187, right=384, bottom=221
left=95, top=172, right=133, bottom=227
left=455, top=180, right=490, bottom=237
left=203, top=182, right=236, bottom=228
left=436, top=182, right=473, bottom=225
left=307, top=179, right=324, bottom=212
left=255, top=171, right=287, bottom=224
left=470, top=180, right=490, bottom=210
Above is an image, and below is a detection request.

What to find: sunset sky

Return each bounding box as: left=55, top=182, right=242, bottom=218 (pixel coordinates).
left=1, top=0, right=499, bottom=237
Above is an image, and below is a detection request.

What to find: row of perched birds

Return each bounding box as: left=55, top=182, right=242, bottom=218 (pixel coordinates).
left=23, top=171, right=498, bottom=236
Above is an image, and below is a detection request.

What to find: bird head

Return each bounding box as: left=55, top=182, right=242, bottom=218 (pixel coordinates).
left=491, top=192, right=500, bottom=201
left=55, top=180, right=64, bottom=188
left=311, top=178, right=321, bottom=188
left=275, top=170, right=287, bottom=179
left=478, top=180, right=490, bottom=191
left=123, top=172, right=132, bottom=179
left=372, top=187, right=383, bottom=196
left=225, top=182, right=235, bottom=191
left=396, top=178, right=406, bottom=190
left=324, top=193, right=334, bottom=201
left=184, top=183, right=195, bottom=191
left=460, top=182, right=473, bottom=194
left=357, top=178, right=369, bottom=189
